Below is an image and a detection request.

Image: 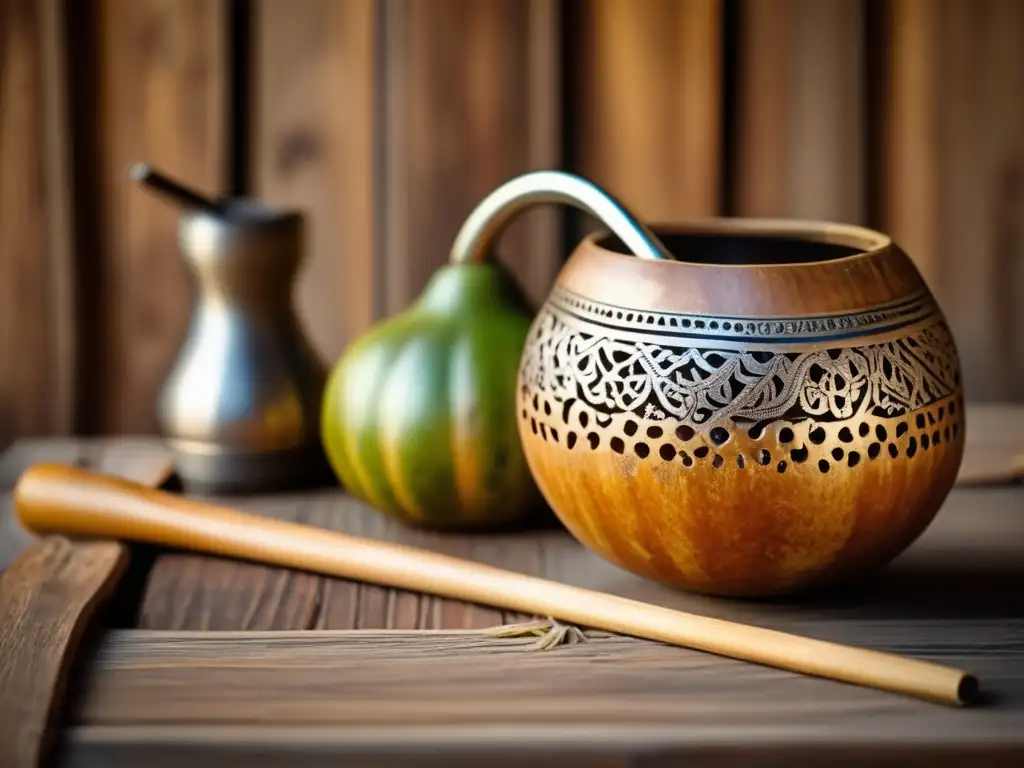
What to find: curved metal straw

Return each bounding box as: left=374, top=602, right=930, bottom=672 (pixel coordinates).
left=450, top=170, right=676, bottom=265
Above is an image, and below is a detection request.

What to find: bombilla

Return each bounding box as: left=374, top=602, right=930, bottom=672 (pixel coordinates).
left=450, top=170, right=676, bottom=265
left=130, top=163, right=225, bottom=214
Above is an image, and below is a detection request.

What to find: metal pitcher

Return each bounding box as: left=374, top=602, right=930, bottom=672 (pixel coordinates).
left=139, top=167, right=331, bottom=494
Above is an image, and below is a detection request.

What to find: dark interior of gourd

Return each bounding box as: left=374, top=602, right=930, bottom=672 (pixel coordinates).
left=595, top=231, right=863, bottom=266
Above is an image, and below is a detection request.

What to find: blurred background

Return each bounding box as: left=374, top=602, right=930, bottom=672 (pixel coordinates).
left=1, top=0, right=1022, bottom=452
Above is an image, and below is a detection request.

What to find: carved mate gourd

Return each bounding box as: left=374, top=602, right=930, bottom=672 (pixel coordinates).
left=452, top=171, right=965, bottom=597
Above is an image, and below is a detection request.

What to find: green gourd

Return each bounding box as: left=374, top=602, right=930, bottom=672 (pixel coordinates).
left=320, top=256, right=544, bottom=530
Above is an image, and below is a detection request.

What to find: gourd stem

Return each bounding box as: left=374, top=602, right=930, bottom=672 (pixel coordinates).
left=449, top=170, right=676, bottom=264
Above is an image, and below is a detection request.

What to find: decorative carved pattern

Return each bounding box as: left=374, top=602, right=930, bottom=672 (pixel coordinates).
left=548, top=286, right=938, bottom=345
left=520, top=305, right=960, bottom=430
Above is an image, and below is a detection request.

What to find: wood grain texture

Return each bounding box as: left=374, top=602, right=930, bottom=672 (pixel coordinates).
left=304, top=499, right=525, bottom=630
left=570, top=0, right=722, bottom=224
left=251, top=0, right=376, bottom=363
left=877, top=0, right=1024, bottom=401
left=83, top=0, right=229, bottom=433
left=137, top=491, right=326, bottom=630
left=315, top=581, right=508, bottom=631
left=0, top=437, right=174, bottom=571
left=74, top=624, right=1022, bottom=723
left=143, top=556, right=512, bottom=631
left=380, top=0, right=563, bottom=314
left=62, top=625, right=1024, bottom=764
left=0, top=537, right=128, bottom=768
left=877, top=0, right=939, bottom=286
left=733, top=0, right=865, bottom=223
left=139, top=488, right=552, bottom=631
left=38, top=0, right=76, bottom=444
left=0, top=0, right=74, bottom=450
left=138, top=556, right=320, bottom=631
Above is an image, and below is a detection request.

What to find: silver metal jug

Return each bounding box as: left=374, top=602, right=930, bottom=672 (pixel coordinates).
left=137, top=165, right=331, bottom=494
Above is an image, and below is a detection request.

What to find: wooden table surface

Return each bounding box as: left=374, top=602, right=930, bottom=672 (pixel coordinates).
left=1, top=404, right=1024, bottom=766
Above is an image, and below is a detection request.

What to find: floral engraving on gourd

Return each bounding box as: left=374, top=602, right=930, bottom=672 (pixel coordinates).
left=520, top=310, right=960, bottom=429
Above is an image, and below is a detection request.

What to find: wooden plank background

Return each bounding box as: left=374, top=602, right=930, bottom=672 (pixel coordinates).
left=2, top=0, right=1023, bottom=449
left=0, top=0, right=75, bottom=447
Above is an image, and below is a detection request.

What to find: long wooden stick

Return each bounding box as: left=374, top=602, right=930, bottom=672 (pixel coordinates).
left=13, top=463, right=978, bottom=707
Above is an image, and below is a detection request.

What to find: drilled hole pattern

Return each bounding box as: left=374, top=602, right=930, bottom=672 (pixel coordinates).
left=520, top=387, right=962, bottom=475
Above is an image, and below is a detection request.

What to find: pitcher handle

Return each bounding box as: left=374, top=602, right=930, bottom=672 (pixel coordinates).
left=450, top=170, right=676, bottom=265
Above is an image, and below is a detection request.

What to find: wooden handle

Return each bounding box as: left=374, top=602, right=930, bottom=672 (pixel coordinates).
left=14, top=462, right=978, bottom=707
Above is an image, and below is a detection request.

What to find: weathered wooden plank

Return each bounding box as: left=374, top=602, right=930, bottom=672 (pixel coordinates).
left=0, top=537, right=127, bottom=768
left=251, top=0, right=376, bottom=363
left=79, top=0, right=230, bottom=433
left=379, top=0, right=563, bottom=314
left=732, top=0, right=866, bottom=223
left=876, top=0, right=1024, bottom=401
left=0, top=0, right=74, bottom=450
left=137, top=555, right=320, bottom=631
left=82, top=619, right=1024, bottom=667
left=306, top=499, right=521, bottom=629
left=138, top=493, right=508, bottom=631
left=876, top=0, right=939, bottom=284
left=569, top=0, right=722, bottom=225
left=252, top=0, right=562, bottom=346
left=38, top=0, right=76, bottom=443
left=137, top=494, right=323, bottom=631
left=66, top=627, right=1023, bottom=755
left=317, top=582, right=509, bottom=631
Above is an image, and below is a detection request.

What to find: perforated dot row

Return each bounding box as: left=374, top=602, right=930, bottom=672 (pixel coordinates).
left=527, top=391, right=958, bottom=439
left=521, top=395, right=961, bottom=475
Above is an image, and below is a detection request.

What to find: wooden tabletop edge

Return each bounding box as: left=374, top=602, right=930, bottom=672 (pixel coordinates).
left=62, top=721, right=1024, bottom=751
